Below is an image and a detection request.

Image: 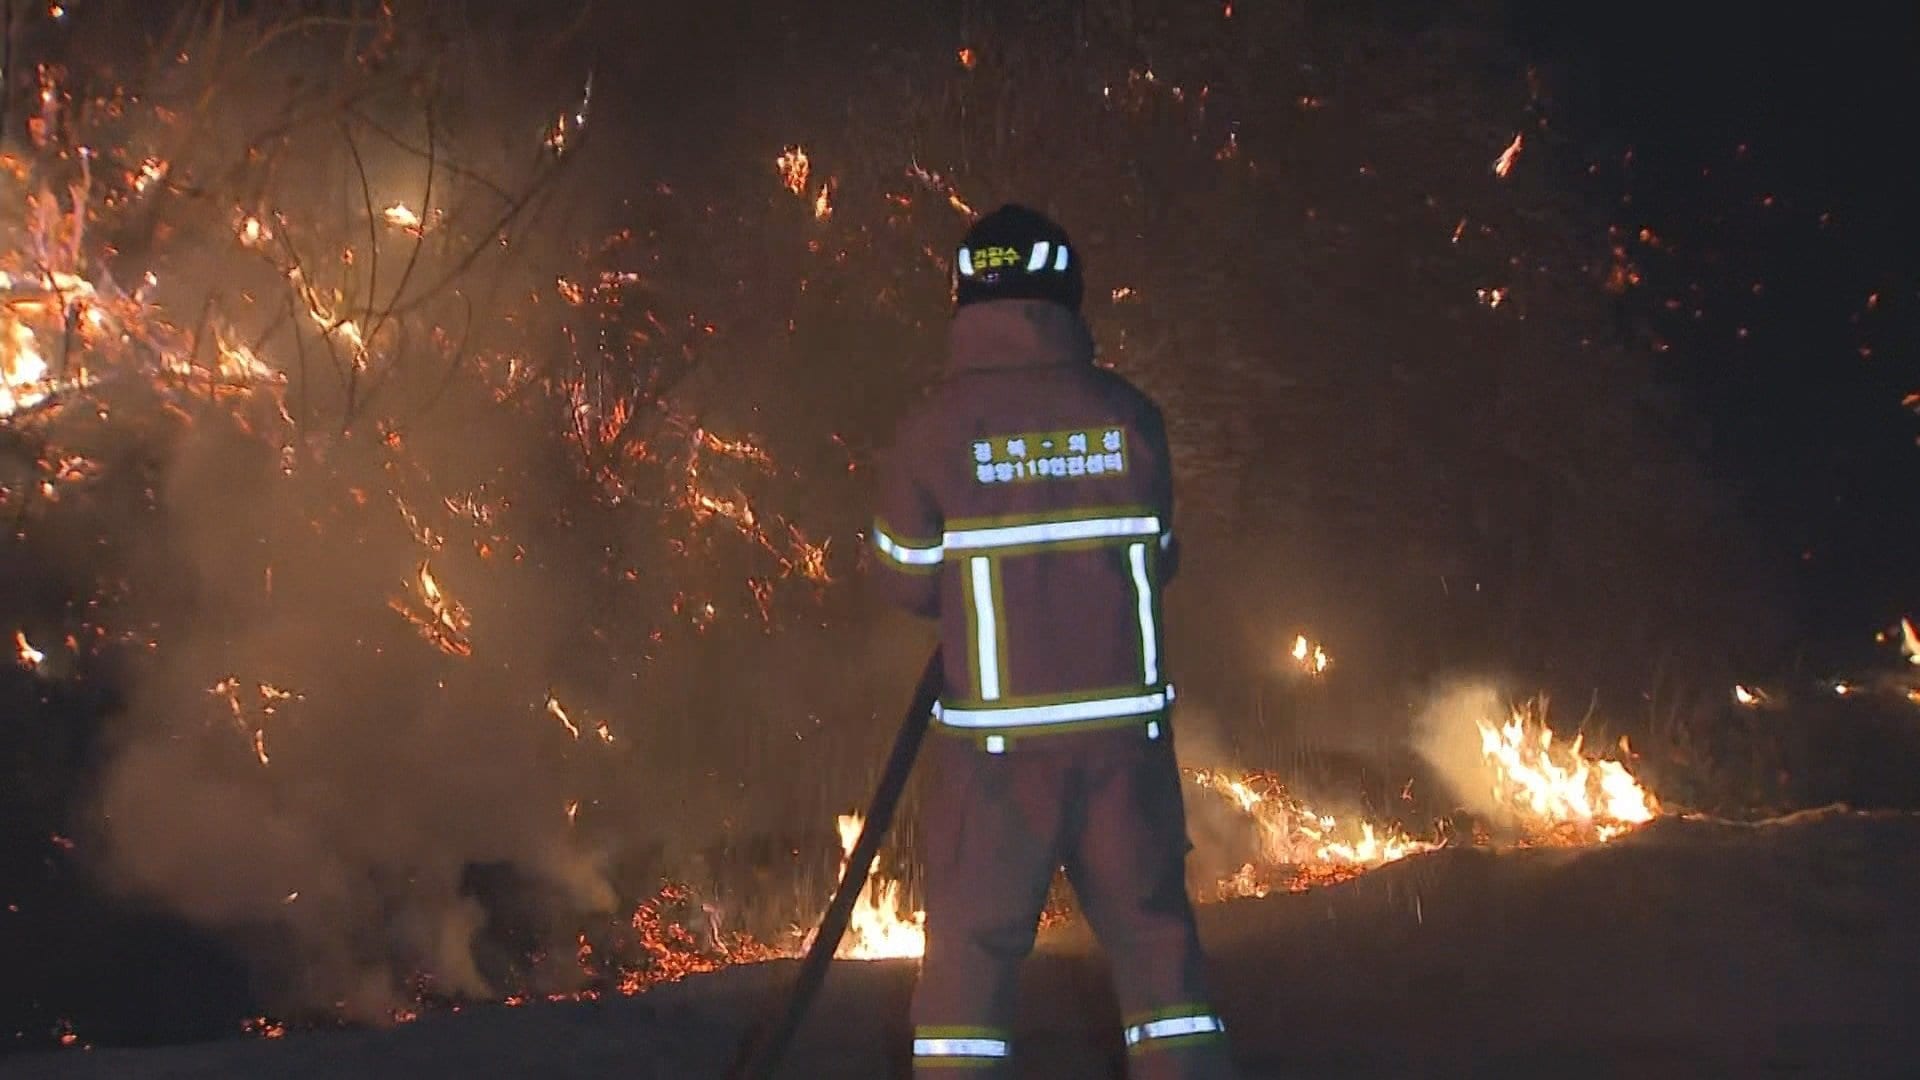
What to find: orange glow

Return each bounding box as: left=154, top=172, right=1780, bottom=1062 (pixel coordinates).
left=1493, top=133, right=1524, bottom=178
left=1289, top=634, right=1330, bottom=676
left=822, top=813, right=924, bottom=960
left=1476, top=700, right=1659, bottom=842
left=1189, top=768, right=1435, bottom=899
left=776, top=146, right=811, bottom=197
left=14, top=630, right=45, bottom=670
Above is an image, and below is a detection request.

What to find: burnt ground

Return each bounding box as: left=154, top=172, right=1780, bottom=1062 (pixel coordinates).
left=4, top=807, right=1918, bottom=1079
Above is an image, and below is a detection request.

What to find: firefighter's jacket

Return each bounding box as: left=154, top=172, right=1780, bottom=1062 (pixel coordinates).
left=871, top=298, right=1178, bottom=747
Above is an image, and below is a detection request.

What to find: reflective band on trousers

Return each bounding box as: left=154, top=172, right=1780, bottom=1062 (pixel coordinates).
left=1125, top=1013, right=1227, bottom=1047
left=914, top=1036, right=1010, bottom=1059
left=1127, top=542, right=1158, bottom=685
left=943, top=514, right=1160, bottom=552
left=874, top=524, right=943, bottom=566
left=936, top=688, right=1166, bottom=729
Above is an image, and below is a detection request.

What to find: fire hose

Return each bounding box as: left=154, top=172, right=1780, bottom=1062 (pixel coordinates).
left=729, top=648, right=944, bottom=1080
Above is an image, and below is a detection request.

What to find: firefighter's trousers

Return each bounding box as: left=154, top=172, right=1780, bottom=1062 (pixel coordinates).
left=909, top=723, right=1236, bottom=1078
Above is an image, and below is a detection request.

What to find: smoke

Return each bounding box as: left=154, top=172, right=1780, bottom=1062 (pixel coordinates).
left=1168, top=699, right=1271, bottom=883
left=1406, top=678, right=1512, bottom=821
left=30, top=5, right=882, bottom=1015
left=1403, top=674, right=1638, bottom=836
left=81, top=397, right=619, bottom=1014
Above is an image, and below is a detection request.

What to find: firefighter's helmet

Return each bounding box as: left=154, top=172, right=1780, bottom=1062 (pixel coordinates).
left=954, top=204, right=1083, bottom=313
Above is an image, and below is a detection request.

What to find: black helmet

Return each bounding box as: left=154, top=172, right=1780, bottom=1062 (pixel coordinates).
left=954, top=204, right=1083, bottom=313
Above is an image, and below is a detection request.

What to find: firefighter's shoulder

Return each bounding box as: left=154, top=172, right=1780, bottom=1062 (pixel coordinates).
left=1079, top=363, right=1164, bottom=428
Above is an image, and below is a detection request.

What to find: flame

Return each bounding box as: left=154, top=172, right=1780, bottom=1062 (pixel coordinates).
left=829, top=813, right=924, bottom=960
left=812, top=179, right=834, bottom=222
left=14, top=630, right=46, bottom=670
left=390, top=563, right=473, bottom=656
left=2, top=315, right=52, bottom=416
left=381, top=203, right=424, bottom=231
left=906, top=160, right=975, bottom=218
left=1475, top=701, right=1659, bottom=842
left=237, top=214, right=271, bottom=247
left=307, top=304, right=366, bottom=358
left=543, top=693, right=612, bottom=744
left=1901, top=617, right=1920, bottom=665
left=1733, top=684, right=1768, bottom=707
left=545, top=694, right=580, bottom=739
left=776, top=146, right=811, bottom=197
left=1290, top=634, right=1330, bottom=676
left=957, top=46, right=977, bottom=69
left=214, top=330, right=278, bottom=383
left=1493, top=133, right=1524, bottom=178
left=1189, top=769, right=1435, bottom=898
left=133, top=156, right=169, bottom=193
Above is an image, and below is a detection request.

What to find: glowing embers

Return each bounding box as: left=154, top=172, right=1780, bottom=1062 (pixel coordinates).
left=1493, top=133, right=1524, bottom=178
left=774, top=144, right=833, bottom=220
left=543, top=692, right=613, bottom=744
left=1188, top=769, right=1435, bottom=900
left=389, top=562, right=473, bottom=657
left=14, top=629, right=46, bottom=670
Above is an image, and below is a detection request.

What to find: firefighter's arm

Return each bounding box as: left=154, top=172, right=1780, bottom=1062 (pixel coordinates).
left=1142, top=401, right=1181, bottom=583
left=869, top=433, right=943, bottom=618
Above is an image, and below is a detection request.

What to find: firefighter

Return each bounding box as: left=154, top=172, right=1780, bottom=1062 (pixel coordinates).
left=870, top=205, right=1236, bottom=1079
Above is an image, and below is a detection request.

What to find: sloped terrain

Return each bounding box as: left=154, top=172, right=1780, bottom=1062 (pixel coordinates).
left=9, top=807, right=1917, bottom=1079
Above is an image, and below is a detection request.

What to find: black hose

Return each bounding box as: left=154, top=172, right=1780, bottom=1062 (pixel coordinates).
left=729, top=648, right=944, bottom=1080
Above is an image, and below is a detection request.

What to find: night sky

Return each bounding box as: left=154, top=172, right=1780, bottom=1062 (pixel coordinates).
left=1516, top=3, right=1919, bottom=655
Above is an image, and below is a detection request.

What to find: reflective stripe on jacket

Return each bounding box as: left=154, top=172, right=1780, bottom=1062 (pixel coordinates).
left=871, top=298, right=1179, bottom=737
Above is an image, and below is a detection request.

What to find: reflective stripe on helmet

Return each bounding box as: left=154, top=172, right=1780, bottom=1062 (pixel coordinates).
left=1026, top=240, right=1052, bottom=271
left=957, top=246, right=975, bottom=277
left=1054, top=243, right=1070, bottom=271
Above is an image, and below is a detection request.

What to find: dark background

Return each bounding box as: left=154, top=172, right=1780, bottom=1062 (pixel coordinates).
left=1517, top=2, right=1919, bottom=651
